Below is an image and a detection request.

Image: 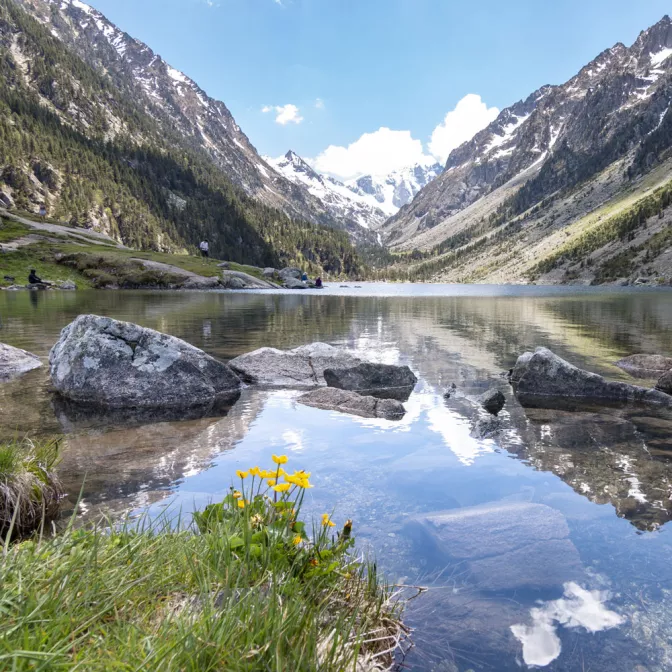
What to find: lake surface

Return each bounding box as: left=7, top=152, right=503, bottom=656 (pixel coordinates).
left=2, top=284, right=672, bottom=671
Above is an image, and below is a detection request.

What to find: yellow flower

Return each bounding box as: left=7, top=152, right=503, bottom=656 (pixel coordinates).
left=272, top=454, right=288, bottom=465
left=292, top=535, right=302, bottom=546
left=277, top=467, right=287, bottom=477
left=249, top=466, right=261, bottom=477
left=321, top=513, right=336, bottom=528
left=266, top=478, right=277, bottom=487
left=273, top=483, right=291, bottom=493
left=236, top=470, right=249, bottom=479
left=237, top=500, right=245, bottom=509
left=232, top=491, right=242, bottom=499
left=295, top=470, right=311, bottom=478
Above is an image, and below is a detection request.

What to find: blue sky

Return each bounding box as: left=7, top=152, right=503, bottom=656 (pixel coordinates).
left=88, top=0, right=671, bottom=179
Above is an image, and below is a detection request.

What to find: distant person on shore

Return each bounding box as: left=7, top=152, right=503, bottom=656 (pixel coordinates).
left=28, top=269, right=51, bottom=285
left=315, top=277, right=323, bottom=288
left=301, top=271, right=308, bottom=282
left=39, top=204, right=47, bottom=219
left=199, top=240, right=209, bottom=259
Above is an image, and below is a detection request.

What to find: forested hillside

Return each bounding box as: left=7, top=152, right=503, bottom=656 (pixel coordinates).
left=0, top=0, right=363, bottom=275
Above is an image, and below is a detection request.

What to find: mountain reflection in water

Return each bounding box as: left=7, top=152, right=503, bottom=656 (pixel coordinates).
left=0, top=285, right=671, bottom=671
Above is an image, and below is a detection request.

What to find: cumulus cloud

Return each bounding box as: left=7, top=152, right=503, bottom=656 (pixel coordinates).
left=428, top=93, right=499, bottom=163
left=310, top=94, right=498, bottom=180
left=262, top=104, right=303, bottom=125
left=313, top=128, right=428, bottom=181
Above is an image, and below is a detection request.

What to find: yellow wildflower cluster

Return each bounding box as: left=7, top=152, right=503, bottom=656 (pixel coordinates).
left=321, top=513, right=336, bottom=528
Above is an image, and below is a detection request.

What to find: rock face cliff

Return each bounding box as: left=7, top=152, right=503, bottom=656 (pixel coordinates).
left=382, top=16, right=672, bottom=273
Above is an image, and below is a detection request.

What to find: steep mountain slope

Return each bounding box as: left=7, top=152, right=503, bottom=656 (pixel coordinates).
left=11, top=0, right=358, bottom=232
left=348, top=161, right=443, bottom=218
left=0, top=0, right=363, bottom=275
left=382, top=16, right=672, bottom=281
left=266, top=151, right=388, bottom=234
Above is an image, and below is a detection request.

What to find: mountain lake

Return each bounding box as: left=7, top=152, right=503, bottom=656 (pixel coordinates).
left=1, top=283, right=672, bottom=671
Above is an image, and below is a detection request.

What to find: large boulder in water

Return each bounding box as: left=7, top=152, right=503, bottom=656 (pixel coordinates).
left=512, top=347, right=672, bottom=406
left=49, top=315, right=241, bottom=409
left=615, top=354, right=672, bottom=378
left=323, top=362, right=417, bottom=400
left=657, top=370, right=672, bottom=395
left=228, top=343, right=360, bottom=388
left=0, top=343, right=42, bottom=381
left=297, top=387, right=405, bottom=420
left=284, top=277, right=307, bottom=290
left=404, top=502, right=583, bottom=591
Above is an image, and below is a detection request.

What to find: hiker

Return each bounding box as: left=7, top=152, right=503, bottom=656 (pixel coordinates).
left=301, top=272, right=308, bottom=282
left=28, top=269, right=51, bottom=286
left=199, top=240, right=209, bottom=259
left=39, top=204, right=47, bottom=219
left=315, top=277, right=323, bottom=288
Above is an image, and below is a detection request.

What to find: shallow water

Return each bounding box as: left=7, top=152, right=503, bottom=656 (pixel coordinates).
left=2, top=284, right=672, bottom=671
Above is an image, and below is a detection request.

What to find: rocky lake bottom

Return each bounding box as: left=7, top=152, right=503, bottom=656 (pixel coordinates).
left=1, top=283, right=672, bottom=671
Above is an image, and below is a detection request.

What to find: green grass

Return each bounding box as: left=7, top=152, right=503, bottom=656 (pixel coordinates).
left=0, top=456, right=405, bottom=670
left=0, top=219, right=31, bottom=243
left=0, top=437, right=62, bottom=539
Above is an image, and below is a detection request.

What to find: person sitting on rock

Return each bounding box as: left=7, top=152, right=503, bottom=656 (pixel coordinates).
left=28, top=270, right=51, bottom=286
left=315, top=277, right=323, bottom=288
left=301, top=272, right=308, bottom=282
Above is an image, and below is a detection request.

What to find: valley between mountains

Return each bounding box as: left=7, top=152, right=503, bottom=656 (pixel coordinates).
left=1, top=0, right=672, bottom=285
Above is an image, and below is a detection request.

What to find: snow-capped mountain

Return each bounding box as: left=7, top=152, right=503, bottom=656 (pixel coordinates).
left=268, top=152, right=444, bottom=231
left=383, top=15, right=672, bottom=248
left=267, top=151, right=389, bottom=231
left=13, top=0, right=347, bottom=230
left=347, top=161, right=444, bottom=217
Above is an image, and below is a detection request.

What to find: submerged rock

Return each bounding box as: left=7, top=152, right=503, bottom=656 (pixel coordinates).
left=615, top=354, right=672, bottom=378
left=228, top=343, right=360, bottom=388
left=0, top=343, right=42, bottom=381
left=323, top=362, right=417, bottom=400
left=512, top=347, right=672, bottom=406
left=478, top=388, right=505, bottom=415
left=657, top=370, right=672, bottom=395
left=297, top=387, right=405, bottom=420
left=405, top=501, right=583, bottom=591
left=49, top=314, right=241, bottom=409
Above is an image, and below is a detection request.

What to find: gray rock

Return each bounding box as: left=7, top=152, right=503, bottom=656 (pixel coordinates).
left=512, top=347, right=672, bottom=406
left=0, top=191, right=14, bottom=208
left=262, top=268, right=276, bottom=278
left=0, top=343, right=42, bottom=381
left=656, top=370, right=672, bottom=395
left=49, top=314, right=241, bottom=409
left=323, top=362, right=417, bottom=400
left=297, top=387, right=405, bottom=420
left=182, top=275, right=222, bottom=290
left=478, top=388, right=505, bottom=415
left=229, top=343, right=361, bottom=388
left=284, top=277, right=307, bottom=289
left=221, top=270, right=277, bottom=289
left=405, top=502, right=583, bottom=591
left=615, top=354, right=672, bottom=378
left=216, top=262, right=230, bottom=269
left=58, top=280, right=76, bottom=290
left=278, top=267, right=302, bottom=280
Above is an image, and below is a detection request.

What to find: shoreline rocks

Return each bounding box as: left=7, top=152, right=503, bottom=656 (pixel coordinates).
left=615, top=354, right=672, bottom=378
left=49, top=315, right=241, bottom=409
left=229, top=343, right=361, bottom=388
left=324, top=362, right=418, bottom=401
left=511, top=347, right=672, bottom=407
left=297, top=387, right=406, bottom=420
left=0, top=343, right=42, bottom=381
left=220, top=270, right=278, bottom=290
left=478, top=388, right=505, bottom=415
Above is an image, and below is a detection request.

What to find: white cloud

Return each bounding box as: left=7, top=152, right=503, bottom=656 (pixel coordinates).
left=309, top=94, right=498, bottom=181
left=262, top=104, right=303, bottom=125
left=315, top=98, right=325, bottom=110
left=313, top=127, right=428, bottom=181
left=428, top=93, right=499, bottom=163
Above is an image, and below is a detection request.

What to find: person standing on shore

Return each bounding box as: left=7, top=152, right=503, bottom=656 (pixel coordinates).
left=199, top=240, right=209, bottom=259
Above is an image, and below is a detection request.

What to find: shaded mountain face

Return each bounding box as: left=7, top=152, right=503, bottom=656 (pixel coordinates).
left=383, top=15, right=672, bottom=250
left=266, top=151, right=388, bottom=237
left=12, top=0, right=349, bottom=231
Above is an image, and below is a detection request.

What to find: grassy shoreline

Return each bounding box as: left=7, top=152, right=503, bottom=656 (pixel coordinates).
left=1, top=455, right=407, bottom=670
